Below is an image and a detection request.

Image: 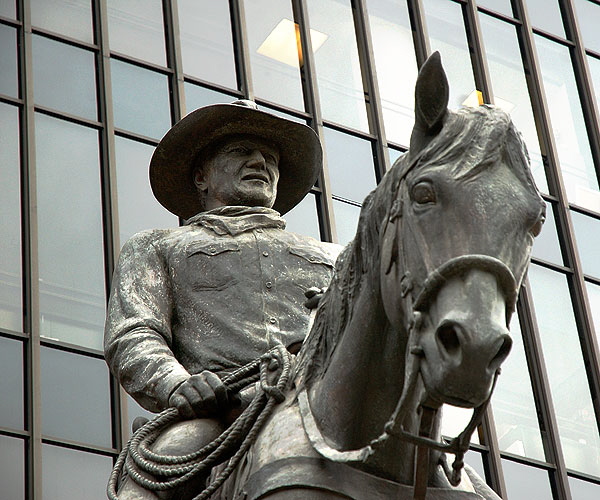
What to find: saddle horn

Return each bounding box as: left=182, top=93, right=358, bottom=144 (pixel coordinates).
left=409, top=51, right=449, bottom=157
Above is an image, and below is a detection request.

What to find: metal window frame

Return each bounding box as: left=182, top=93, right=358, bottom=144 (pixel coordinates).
left=8, top=0, right=600, bottom=497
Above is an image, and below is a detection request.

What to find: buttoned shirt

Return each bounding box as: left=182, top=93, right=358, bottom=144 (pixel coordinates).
left=104, top=206, right=341, bottom=413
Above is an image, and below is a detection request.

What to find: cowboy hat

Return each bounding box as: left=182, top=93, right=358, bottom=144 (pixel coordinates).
left=149, top=100, right=322, bottom=218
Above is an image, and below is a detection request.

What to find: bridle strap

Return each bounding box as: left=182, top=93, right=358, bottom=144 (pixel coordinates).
left=412, top=254, right=518, bottom=325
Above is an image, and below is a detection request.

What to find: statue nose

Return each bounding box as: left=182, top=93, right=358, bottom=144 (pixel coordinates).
left=246, top=150, right=267, bottom=169
left=435, top=319, right=512, bottom=374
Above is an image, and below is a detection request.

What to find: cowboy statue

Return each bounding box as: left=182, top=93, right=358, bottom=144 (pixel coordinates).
left=104, top=100, right=341, bottom=499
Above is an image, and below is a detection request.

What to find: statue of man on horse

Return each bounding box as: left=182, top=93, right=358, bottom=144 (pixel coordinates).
left=105, top=98, right=341, bottom=498
left=105, top=53, right=545, bottom=500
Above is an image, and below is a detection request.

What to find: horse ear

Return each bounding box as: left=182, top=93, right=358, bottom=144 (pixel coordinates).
left=409, top=51, right=449, bottom=156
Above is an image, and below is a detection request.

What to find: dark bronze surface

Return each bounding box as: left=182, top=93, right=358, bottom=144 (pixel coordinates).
left=106, top=53, right=543, bottom=499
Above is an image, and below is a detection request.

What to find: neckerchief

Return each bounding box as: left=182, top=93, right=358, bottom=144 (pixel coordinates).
left=186, top=206, right=286, bottom=236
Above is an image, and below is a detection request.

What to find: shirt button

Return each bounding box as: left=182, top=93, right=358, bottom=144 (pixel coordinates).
left=262, top=251, right=269, bottom=257
left=269, top=317, right=276, bottom=324
left=266, top=281, right=272, bottom=289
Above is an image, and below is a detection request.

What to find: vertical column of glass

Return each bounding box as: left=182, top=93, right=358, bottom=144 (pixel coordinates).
left=305, top=0, right=370, bottom=132
left=365, top=0, right=419, bottom=148
left=421, top=0, right=478, bottom=109
left=475, top=10, right=550, bottom=470
left=513, top=0, right=600, bottom=491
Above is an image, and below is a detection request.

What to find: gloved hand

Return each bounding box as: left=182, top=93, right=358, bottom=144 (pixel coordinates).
left=168, top=370, right=229, bottom=419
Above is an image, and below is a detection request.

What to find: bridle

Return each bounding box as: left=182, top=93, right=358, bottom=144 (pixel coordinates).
left=298, top=167, right=520, bottom=499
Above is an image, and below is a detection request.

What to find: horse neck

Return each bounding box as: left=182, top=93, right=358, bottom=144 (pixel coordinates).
left=306, top=267, right=436, bottom=483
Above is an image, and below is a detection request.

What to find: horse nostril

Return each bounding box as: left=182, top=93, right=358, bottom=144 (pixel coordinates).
left=490, top=335, right=512, bottom=370
left=436, top=322, right=461, bottom=357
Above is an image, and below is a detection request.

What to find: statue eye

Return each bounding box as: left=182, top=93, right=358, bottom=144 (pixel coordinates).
left=412, top=182, right=436, bottom=205
left=531, top=215, right=545, bottom=237
left=228, top=145, right=248, bottom=154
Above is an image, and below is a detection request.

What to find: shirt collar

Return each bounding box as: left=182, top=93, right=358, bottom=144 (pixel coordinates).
left=185, top=206, right=286, bottom=236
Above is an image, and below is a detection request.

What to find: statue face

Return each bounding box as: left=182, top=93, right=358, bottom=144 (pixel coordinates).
left=195, top=134, right=280, bottom=211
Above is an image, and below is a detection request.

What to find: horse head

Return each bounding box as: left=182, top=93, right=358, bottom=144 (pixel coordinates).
left=380, top=53, right=545, bottom=413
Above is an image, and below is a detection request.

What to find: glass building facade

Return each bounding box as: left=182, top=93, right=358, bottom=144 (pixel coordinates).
left=1, top=0, right=600, bottom=498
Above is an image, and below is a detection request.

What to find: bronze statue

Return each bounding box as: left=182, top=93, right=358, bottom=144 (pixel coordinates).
left=106, top=53, right=545, bottom=499
left=105, top=99, right=340, bottom=498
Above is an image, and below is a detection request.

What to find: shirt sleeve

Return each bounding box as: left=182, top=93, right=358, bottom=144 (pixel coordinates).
left=104, top=230, right=190, bottom=413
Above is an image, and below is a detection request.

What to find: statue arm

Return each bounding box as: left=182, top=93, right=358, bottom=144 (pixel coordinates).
left=104, top=231, right=190, bottom=413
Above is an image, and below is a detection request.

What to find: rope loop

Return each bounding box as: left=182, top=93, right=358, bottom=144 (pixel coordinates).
left=107, top=345, right=293, bottom=500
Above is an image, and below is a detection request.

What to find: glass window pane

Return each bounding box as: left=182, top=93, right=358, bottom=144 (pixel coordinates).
left=423, top=0, right=478, bottom=110
left=532, top=202, right=563, bottom=265
left=115, top=136, right=178, bottom=245
left=479, top=13, right=548, bottom=193
left=42, top=444, right=113, bottom=500
left=0, top=337, right=23, bottom=430
left=41, top=347, right=112, bottom=447
left=35, top=114, right=106, bottom=350
left=323, top=127, right=376, bottom=203
left=477, top=0, right=513, bottom=18
left=465, top=450, right=486, bottom=481
left=32, top=35, right=97, bottom=120
left=177, top=0, right=237, bottom=89
left=388, top=147, right=404, bottom=166
left=536, top=36, right=600, bottom=212
left=111, top=59, right=171, bottom=139
left=529, top=265, right=600, bottom=476
left=283, top=192, right=321, bottom=240
left=492, top=317, right=545, bottom=461
left=306, top=0, right=369, bottom=132
left=574, top=0, right=600, bottom=53
left=0, top=1, right=16, bottom=19
left=184, top=82, right=236, bottom=113
left=127, top=395, right=155, bottom=437
left=571, top=210, right=600, bottom=278
left=0, top=24, right=17, bottom=98
left=585, top=281, right=600, bottom=346
left=441, top=405, right=480, bottom=444
left=332, top=199, right=360, bottom=246
left=31, top=0, right=93, bottom=43
left=242, top=0, right=304, bottom=111
left=107, top=0, right=167, bottom=67
left=569, top=475, right=600, bottom=500
left=526, top=0, right=566, bottom=38
left=502, top=459, right=553, bottom=500
left=367, top=0, right=419, bottom=146
left=0, top=435, right=24, bottom=500
left=0, top=103, right=22, bottom=332
left=589, top=56, right=600, bottom=113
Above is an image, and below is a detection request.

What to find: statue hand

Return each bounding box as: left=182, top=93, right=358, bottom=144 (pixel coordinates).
left=168, top=371, right=229, bottom=419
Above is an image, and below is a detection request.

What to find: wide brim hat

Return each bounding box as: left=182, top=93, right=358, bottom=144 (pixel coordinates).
left=149, top=100, right=322, bottom=219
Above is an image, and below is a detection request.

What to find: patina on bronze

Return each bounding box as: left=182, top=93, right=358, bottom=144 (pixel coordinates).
left=105, top=100, right=340, bottom=499
left=106, top=53, right=545, bottom=500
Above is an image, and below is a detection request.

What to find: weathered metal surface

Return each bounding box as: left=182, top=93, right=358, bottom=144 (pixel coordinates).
left=105, top=53, right=544, bottom=500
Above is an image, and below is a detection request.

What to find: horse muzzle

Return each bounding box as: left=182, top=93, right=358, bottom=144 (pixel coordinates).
left=414, top=267, right=513, bottom=408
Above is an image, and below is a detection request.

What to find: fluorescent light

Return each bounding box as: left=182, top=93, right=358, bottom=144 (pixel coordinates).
left=257, top=18, right=328, bottom=68
left=462, top=90, right=515, bottom=113
left=462, top=90, right=484, bottom=108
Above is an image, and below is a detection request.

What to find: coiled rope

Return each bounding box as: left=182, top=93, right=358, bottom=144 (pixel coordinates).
left=107, top=344, right=293, bottom=500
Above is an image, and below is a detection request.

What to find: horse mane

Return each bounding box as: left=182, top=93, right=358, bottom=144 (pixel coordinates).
left=295, top=105, right=538, bottom=390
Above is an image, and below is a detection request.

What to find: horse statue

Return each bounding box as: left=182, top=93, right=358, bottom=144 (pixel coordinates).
left=108, top=53, right=545, bottom=500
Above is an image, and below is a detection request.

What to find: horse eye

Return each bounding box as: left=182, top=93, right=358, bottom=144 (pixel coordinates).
left=412, top=182, right=436, bottom=205
left=531, top=216, right=545, bottom=237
